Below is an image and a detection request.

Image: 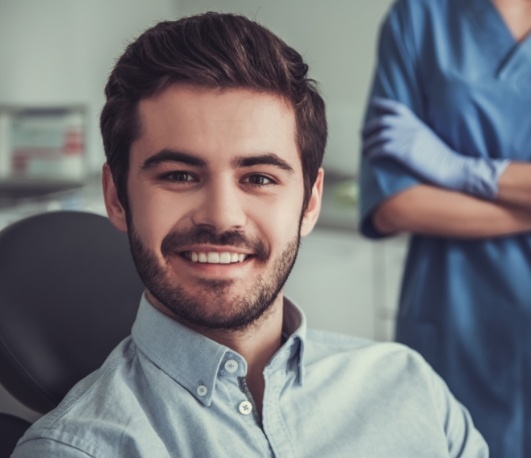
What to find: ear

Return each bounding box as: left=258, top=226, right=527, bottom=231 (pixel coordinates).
left=102, top=163, right=128, bottom=232
left=300, top=168, right=324, bottom=237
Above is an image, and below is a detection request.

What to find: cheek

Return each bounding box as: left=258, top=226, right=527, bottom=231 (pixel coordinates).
left=252, top=194, right=303, bottom=246
left=127, top=188, right=182, bottom=253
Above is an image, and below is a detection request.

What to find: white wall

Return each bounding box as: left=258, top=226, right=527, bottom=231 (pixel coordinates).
left=0, top=0, right=393, bottom=175
left=0, top=0, right=180, bottom=171
left=177, top=0, right=393, bottom=174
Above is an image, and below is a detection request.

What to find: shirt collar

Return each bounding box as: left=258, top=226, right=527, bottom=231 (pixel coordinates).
left=131, top=294, right=307, bottom=406
left=272, top=296, right=306, bottom=386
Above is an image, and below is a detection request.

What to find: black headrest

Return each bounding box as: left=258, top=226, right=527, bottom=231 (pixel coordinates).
left=0, top=211, right=144, bottom=414
left=0, top=413, right=32, bottom=456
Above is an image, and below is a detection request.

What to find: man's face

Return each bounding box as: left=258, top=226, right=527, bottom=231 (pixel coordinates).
left=104, top=85, right=322, bottom=331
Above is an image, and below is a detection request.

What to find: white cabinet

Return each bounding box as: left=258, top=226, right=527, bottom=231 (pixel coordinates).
left=284, top=228, right=408, bottom=341
left=371, top=235, right=409, bottom=340
left=285, top=229, right=372, bottom=338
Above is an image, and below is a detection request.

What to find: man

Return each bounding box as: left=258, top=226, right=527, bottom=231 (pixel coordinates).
left=13, top=12, right=487, bottom=457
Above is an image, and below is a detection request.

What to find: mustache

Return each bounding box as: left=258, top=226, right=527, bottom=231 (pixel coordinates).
left=161, top=227, right=268, bottom=261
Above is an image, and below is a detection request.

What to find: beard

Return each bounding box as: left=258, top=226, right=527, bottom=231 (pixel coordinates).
left=127, top=223, right=301, bottom=332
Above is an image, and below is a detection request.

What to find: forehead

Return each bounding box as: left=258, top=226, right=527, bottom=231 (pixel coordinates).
left=132, top=84, right=300, bottom=170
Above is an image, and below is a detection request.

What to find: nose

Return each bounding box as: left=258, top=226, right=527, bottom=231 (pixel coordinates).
left=191, top=177, right=247, bottom=232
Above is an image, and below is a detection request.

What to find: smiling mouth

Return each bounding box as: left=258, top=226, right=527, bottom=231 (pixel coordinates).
left=181, top=251, right=250, bottom=264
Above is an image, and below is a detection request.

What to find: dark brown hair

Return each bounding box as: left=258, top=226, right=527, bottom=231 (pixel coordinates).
left=100, top=12, right=327, bottom=210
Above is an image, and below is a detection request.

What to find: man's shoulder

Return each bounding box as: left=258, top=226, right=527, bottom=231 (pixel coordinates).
left=306, top=328, right=417, bottom=356
left=305, top=329, right=436, bottom=383
left=306, top=328, right=375, bottom=352
left=303, top=329, right=452, bottom=419
left=13, top=337, right=159, bottom=456
left=301, top=329, right=488, bottom=455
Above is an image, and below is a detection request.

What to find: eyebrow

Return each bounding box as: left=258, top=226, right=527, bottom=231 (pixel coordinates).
left=141, top=149, right=206, bottom=170
left=141, top=149, right=294, bottom=173
left=233, top=154, right=294, bottom=173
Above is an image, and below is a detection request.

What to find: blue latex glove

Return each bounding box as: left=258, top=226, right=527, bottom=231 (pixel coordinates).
left=363, top=98, right=509, bottom=199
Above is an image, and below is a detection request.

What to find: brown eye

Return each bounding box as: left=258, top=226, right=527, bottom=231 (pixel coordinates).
left=160, top=171, right=195, bottom=182
left=244, top=174, right=274, bottom=186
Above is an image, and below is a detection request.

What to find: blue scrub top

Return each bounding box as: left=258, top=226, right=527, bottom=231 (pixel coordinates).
left=359, top=0, right=531, bottom=456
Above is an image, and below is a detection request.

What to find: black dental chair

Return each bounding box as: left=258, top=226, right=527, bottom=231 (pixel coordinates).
left=0, top=210, right=144, bottom=456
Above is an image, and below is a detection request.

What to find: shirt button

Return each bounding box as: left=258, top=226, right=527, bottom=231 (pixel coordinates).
left=224, top=359, right=239, bottom=373
left=196, top=385, right=208, bottom=397
left=238, top=400, right=253, bottom=415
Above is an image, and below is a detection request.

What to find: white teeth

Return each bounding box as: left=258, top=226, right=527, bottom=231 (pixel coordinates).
left=219, top=252, right=231, bottom=264
left=186, top=251, right=247, bottom=264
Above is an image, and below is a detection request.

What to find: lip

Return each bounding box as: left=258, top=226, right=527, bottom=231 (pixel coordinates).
left=175, top=244, right=253, bottom=255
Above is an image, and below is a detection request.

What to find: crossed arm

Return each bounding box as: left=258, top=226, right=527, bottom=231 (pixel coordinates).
left=373, top=181, right=531, bottom=239
left=364, top=99, right=531, bottom=238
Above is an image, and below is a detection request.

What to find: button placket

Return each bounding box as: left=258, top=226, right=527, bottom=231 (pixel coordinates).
left=238, top=400, right=253, bottom=415
left=220, top=356, right=259, bottom=421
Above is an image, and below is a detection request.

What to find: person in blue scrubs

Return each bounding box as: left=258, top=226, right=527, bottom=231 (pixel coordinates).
left=359, top=0, right=531, bottom=456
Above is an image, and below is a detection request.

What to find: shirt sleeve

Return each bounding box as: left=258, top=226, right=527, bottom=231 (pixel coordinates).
left=359, top=0, right=427, bottom=238
left=427, top=365, right=489, bottom=457
left=12, top=439, right=96, bottom=458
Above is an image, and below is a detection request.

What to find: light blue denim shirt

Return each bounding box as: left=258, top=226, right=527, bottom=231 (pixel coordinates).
left=13, top=295, right=487, bottom=457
